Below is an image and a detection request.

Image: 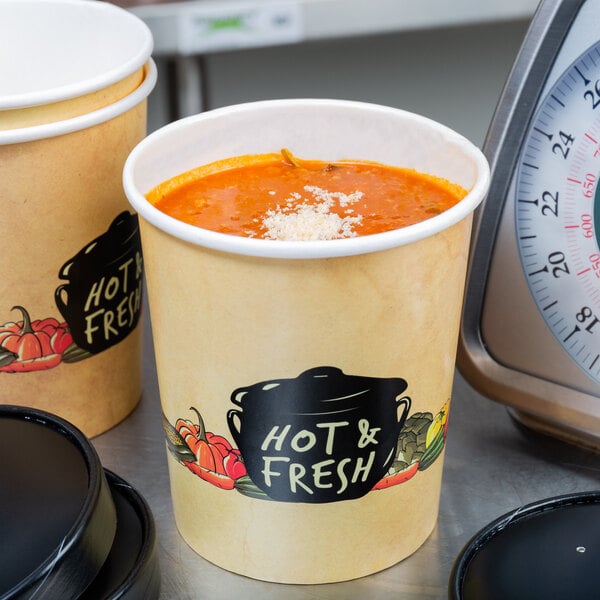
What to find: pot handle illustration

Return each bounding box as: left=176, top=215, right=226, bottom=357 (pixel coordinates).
left=55, top=284, right=69, bottom=314
left=227, top=409, right=243, bottom=448
left=396, top=395, right=411, bottom=422
left=230, top=390, right=248, bottom=407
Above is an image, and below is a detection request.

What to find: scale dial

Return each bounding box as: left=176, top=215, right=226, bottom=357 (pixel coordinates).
left=459, top=0, right=600, bottom=448
left=515, top=40, right=600, bottom=383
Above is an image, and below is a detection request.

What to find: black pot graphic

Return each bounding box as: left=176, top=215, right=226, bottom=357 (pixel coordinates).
left=227, top=366, right=411, bottom=503
left=55, top=211, right=143, bottom=354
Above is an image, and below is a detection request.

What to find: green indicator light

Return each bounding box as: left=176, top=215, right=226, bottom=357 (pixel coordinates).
left=207, top=16, right=246, bottom=32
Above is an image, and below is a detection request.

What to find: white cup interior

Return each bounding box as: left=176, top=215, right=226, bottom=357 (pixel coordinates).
left=0, top=0, right=153, bottom=109
left=124, top=99, right=490, bottom=259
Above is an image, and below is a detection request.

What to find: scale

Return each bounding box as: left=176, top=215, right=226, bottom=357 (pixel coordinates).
left=459, top=0, right=600, bottom=450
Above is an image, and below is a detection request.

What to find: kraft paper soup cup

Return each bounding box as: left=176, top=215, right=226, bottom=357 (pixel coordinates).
left=0, top=0, right=152, bottom=129
left=123, top=99, right=490, bottom=583
left=0, top=53, right=157, bottom=438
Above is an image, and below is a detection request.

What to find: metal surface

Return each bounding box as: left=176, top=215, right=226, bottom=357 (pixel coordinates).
left=93, top=314, right=600, bottom=599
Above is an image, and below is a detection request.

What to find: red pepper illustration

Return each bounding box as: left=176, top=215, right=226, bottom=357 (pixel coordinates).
left=223, top=449, right=247, bottom=480
left=372, top=462, right=419, bottom=490
left=175, top=407, right=247, bottom=486
left=0, top=306, right=73, bottom=372
left=182, top=461, right=236, bottom=490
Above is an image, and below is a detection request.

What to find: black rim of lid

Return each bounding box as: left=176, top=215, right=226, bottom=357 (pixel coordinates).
left=449, top=490, right=600, bottom=600
left=0, top=405, right=117, bottom=600
left=98, top=469, right=161, bottom=600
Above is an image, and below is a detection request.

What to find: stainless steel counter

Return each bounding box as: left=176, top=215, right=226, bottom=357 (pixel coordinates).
left=93, top=317, right=600, bottom=599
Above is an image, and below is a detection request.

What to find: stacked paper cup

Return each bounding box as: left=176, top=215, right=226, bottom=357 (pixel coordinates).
left=0, top=0, right=156, bottom=437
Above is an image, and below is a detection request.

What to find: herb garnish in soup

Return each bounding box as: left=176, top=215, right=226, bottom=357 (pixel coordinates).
left=148, top=149, right=467, bottom=241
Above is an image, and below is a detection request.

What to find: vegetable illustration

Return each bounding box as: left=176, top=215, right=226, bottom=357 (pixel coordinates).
left=61, top=342, right=92, bottom=363
left=418, top=400, right=448, bottom=471
left=223, top=450, right=246, bottom=480
left=164, top=406, right=247, bottom=491
left=0, top=306, right=73, bottom=372
left=373, top=401, right=449, bottom=490
left=234, top=475, right=273, bottom=501
left=165, top=399, right=448, bottom=498
left=425, top=399, right=449, bottom=447
left=372, top=462, right=419, bottom=490
left=418, top=426, right=445, bottom=471
left=182, top=461, right=236, bottom=490
left=162, top=413, right=195, bottom=464
left=0, top=348, right=17, bottom=368
left=396, top=412, right=434, bottom=466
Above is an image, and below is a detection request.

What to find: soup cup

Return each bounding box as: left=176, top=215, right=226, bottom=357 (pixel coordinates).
left=123, top=98, right=490, bottom=583
left=0, top=0, right=155, bottom=437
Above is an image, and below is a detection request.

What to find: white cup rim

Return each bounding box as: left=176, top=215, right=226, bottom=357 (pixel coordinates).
left=0, top=59, right=157, bottom=145
left=124, top=99, right=491, bottom=259
left=0, top=0, right=153, bottom=110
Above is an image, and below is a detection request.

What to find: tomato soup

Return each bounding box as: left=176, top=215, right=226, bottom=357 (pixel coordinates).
left=148, top=150, right=467, bottom=241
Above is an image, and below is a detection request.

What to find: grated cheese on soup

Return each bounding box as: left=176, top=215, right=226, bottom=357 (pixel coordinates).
left=259, top=186, right=364, bottom=241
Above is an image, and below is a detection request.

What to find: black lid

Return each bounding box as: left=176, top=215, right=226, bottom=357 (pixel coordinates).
left=80, top=469, right=161, bottom=600
left=449, top=491, right=600, bottom=600
left=0, top=405, right=117, bottom=600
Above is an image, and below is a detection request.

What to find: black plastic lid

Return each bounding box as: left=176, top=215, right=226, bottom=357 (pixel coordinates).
left=0, top=405, right=117, bottom=600
left=449, top=491, right=600, bottom=600
left=80, top=469, right=161, bottom=600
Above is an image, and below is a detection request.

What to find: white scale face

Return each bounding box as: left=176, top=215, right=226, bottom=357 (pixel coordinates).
left=515, top=36, right=600, bottom=383
left=459, top=0, right=600, bottom=447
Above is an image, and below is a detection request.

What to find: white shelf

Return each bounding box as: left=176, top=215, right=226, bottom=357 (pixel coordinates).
left=130, top=0, right=539, bottom=55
